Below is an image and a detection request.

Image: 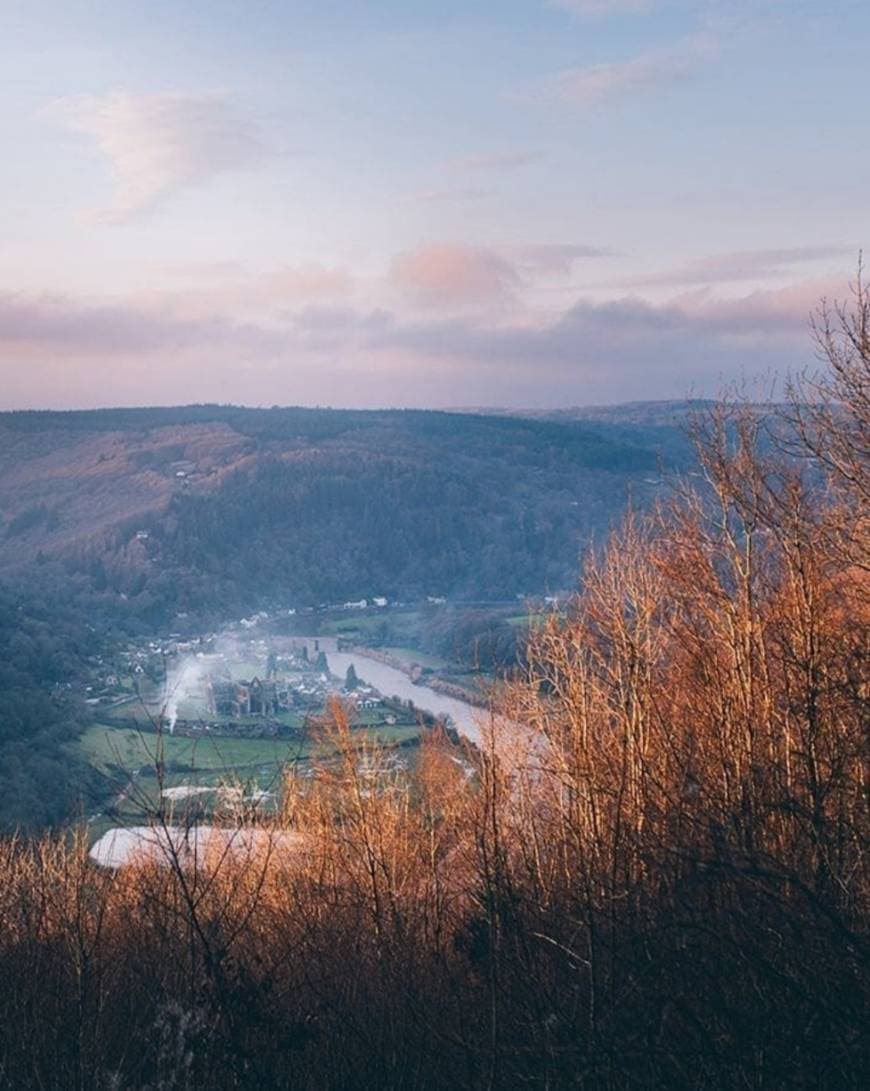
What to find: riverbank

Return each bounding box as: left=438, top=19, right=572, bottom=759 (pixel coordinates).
left=340, top=645, right=489, bottom=709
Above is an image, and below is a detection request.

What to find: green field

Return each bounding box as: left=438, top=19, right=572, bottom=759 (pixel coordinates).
left=79, top=723, right=305, bottom=775
left=320, top=615, right=390, bottom=637
left=78, top=717, right=422, bottom=833
left=80, top=720, right=420, bottom=776
left=379, top=646, right=448, bottom=670
left=319, top=609, right=425, bottom=643
left=504, top=612, right=552, bottom=628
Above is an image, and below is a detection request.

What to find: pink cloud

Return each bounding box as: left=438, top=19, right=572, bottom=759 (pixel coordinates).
left=262, top=264, right=355, bottom=301
left=134, top=262, right=355, bottom=321
left=544, top=33, right=716, bottom=105
left=679, top=277, right=846, bottom=334
left=390, top=244, right=520, bottom=308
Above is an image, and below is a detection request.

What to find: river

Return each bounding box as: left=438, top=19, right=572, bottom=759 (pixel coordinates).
left=318, top=640, right=490, bottom=746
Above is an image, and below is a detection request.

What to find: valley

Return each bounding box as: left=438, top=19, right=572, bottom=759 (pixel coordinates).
left=74, top=606, right=496, bottom=844
left=0, top=402, right=671, bottom=832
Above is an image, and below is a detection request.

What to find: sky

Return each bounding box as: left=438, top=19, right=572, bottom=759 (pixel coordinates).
left=0, top=0, right=867, bottom=410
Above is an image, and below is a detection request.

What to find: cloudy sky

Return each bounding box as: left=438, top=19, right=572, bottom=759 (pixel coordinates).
left=1, top=0, right=866, bottom=410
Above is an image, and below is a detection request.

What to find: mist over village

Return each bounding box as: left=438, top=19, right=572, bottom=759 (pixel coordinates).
left=0, top=2, right=867, bottom=1088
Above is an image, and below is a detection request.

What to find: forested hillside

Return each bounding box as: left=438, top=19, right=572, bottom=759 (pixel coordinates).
left=0, top=405, right=687, bottom=623
left=0, top=404, right=691, bottom=830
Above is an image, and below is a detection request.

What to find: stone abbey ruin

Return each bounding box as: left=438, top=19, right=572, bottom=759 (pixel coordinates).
left=206, top=676, right=291, bottom=719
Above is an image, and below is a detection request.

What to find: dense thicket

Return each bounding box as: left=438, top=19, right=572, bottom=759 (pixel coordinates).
left=0, top=290, right=866, bottom=1088
left=413, top=605, right=525, bottom=670
left=0, top=588, right=104, bottom=829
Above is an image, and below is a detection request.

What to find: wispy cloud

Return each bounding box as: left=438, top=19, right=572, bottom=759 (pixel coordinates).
left=409, top=187, right=492, bottom=204
left=620, top=245, right=851, bottom=288
left=144, top=262, right=357, bottom=321
left=0, top=290, right=282, bottom=356
left=543, top=32, right=716, bottom=105
left=506, top=243, right=615, bottom=275
left=439, top=150, right=543, bottom=173
left=548, top=0, right=653, bottom=18
left=50, top=92, right=270, bottom=223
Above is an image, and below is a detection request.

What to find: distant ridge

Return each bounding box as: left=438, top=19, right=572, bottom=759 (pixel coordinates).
left=452, top=398, right=787, bottom=427
left=0, top=401, right=692, bottom=616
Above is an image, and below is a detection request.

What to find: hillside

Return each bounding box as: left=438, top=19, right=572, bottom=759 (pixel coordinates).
left=0, top=402, right=695, bottom=830
left=0, top=405, right=692, bottom=623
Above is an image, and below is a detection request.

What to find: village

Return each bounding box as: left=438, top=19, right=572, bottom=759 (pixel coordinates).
left=76, top=622, right=417, bottom=745
left=172, top=641, right=404, bottom=739
left=73, top=622, right=434, bottom=838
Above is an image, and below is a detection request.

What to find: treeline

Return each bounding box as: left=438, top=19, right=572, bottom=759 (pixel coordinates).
left=0, top=553, right=173, bottom=829
left=0, top=288, right=866, bottom=1087
left=0, top=402, right=676, bottom=461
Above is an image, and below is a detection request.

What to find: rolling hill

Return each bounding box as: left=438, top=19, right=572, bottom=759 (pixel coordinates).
left=0, top=403, right=695, bottom=627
